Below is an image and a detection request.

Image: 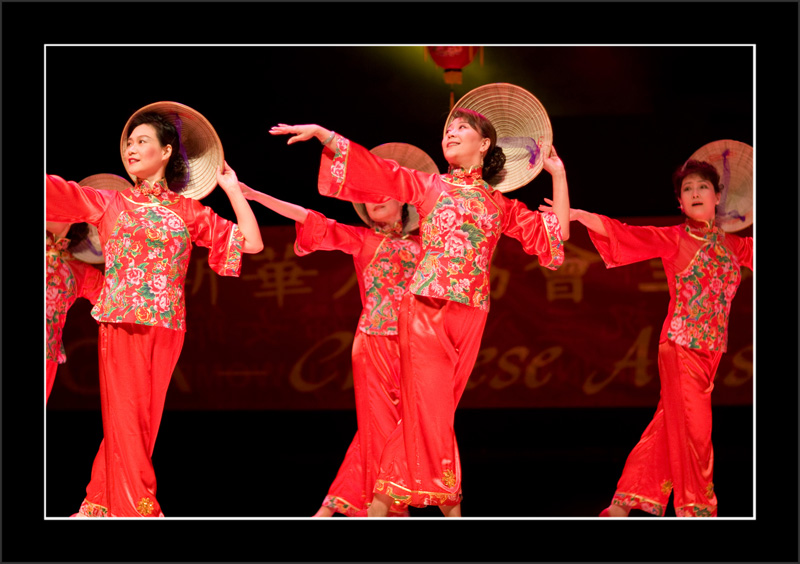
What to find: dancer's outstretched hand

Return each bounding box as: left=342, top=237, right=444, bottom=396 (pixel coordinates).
left=538, top=198, right=580, bottom=221
left=238, top=181, right=258, bottom=200
left=270, top=123, right=330, bottom=145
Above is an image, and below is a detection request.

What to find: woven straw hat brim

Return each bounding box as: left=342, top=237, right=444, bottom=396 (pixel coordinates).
left=79, top=173, right=132, bottom=193
left=370, top=143, right=440, bottom=176
left=353, top=143, right=440, bottom=233
left=69, top=174, right=132, bottom=264
left=689, top=139, right=753, bottom=232
left=120, top=101, right=224, bottom=200
left=447, top=83, right=553, bottom=193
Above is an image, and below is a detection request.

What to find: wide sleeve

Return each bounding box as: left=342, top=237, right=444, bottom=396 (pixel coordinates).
left=588, top=215, right=678, bottom=268
left=728, top=234, right=753, bottom=271
left=317, top=134, right=433, bottom=210
left=294, top=209, right=366, bottom=257
left=46, top=175, right=115, bottom=224
left=73, top=261, right=105, bottom=305
left=500, top=195, right=564, bottom=270
left=185, top=198, right=245, bottom=277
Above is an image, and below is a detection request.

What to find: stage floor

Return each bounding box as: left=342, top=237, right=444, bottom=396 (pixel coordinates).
left=44, top=405, right=753, bottom=519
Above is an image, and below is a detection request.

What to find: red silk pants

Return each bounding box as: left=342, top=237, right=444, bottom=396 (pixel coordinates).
left=323, top=332, right=406, bottom=516
left=80, top=322, right=184, bottom=517
left=612, top=340, right=722, bottom=517
left=374, top=293, right=487, bottom=507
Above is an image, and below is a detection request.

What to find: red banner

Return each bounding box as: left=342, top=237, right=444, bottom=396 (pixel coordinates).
left=49, top=218, right=753, bottom=410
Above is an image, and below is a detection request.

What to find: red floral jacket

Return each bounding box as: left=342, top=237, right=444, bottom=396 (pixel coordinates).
left=46, top=234, right=104, bottom=362
left=295, top=209, right=421, bottom=335
left=588, top=216, right=753, bottom=351
left=46, top=175, right=244, bottom=331
left=317, top=134, right=564, bottom=311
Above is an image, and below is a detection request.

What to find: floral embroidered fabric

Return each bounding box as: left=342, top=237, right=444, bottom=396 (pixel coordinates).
left=589, top=216, right=752, bottom=352
left=320, top=135, right=564, bottom=312
left=411, top=179, right=502, bottom=310
left=359, top=224, right=420, bottom=335
left=92, top=204, right=194, bottom=329
left=76, top=499, right=109, bottom=517
left=667, top=221, right=743, bottom=351
left=46, top=236, right=78, bottom=362
left=46, top=175, right=245, bottom=332
left=131, top=178, right=167, bottom=197
left=294, top=211, right=421, bottom=336
left=46, top=234, right=103, bottom=362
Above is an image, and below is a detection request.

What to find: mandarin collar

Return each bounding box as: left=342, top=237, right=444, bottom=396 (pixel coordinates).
left=685, top=217, right=722, bottom=240
left=47, top=233, right=70, bottom=251
left=46, top=234, right=71, bottom=263
left=374, top=220, right=405, bottom=238
left=132, top=178, right=170, bottom=198
left=444, top=165, right=486, bottom=186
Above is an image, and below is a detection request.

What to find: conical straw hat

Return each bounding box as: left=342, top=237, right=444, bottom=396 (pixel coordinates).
left=71, top=174, right=131, bottom=263
left=79, top=173, right=132, bottom=193
left=689, top=139, right=753, bottom=232
left=120, top=101, right=224, bottom=200
left=447, top=83, right=553, bottom=192
left=352, top=142, right=439, bottom=234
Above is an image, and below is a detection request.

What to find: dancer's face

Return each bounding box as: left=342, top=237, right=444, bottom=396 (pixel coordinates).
left=365, top=199, right=403, bottom=225
left=124, top=123, right=172, bottom=182
left=442, top=117, right=490, bottom=169
left=678, top=173, right=720, bottom=222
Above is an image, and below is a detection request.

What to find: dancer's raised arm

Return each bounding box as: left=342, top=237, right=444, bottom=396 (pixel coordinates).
left=216, top=162, right=264, bottom=253
left=540, top=145, right=570, bottom=241
left=539, top=198, right=608, bottom=237
left=238, top=181, right=309, bottom=224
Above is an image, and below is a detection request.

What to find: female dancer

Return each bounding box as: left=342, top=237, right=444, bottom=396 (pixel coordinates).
left=270, top=102, right=570, bottom=516
left=238, top=176, right=421, bottom=517
left=46, top=105, right=263, bottom=517
left=46, top=221, right=104, bottom=403
left=542, top=158, right=752, bottom=517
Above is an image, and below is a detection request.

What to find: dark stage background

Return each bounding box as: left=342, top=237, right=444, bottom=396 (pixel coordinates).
left=5, top=1, right=799, bottom=562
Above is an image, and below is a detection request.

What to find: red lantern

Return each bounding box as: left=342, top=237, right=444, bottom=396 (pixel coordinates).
left=426, top=46, right=480, bottom=85
left=425, top=46, right=483, bottom=108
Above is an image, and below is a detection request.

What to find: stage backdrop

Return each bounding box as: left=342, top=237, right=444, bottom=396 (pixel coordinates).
left=49, top=218, right=753, bottom=410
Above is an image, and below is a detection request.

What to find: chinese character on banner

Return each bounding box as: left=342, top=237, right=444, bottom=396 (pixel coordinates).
left=526, top=242, right=603, bottom=303
left=243, top=243, right=318, bottom=307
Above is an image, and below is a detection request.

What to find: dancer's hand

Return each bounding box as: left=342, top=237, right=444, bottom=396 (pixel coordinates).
left=538, top=198, right=580, bottom=221
left=216, top=161, right=240, bottom=194
left=216, top=162, right=264, bottom=253
left=540, top=144, right=565, bottom=176
left=269, top=123, right=331, bottom=145
left=238, top=181, right=258, bottom=200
